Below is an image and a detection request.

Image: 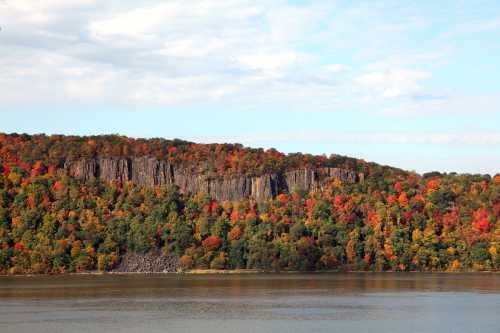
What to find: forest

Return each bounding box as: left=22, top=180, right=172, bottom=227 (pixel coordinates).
left=0, top=132, right=498, bottom=274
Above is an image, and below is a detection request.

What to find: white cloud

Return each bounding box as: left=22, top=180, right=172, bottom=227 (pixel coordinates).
left=157, top=38, right=228, bottom=58
left=127, top=74, right=238, bottom=105
left=1, top=0, right=96, bottom=24
left=1, top=0, right=322, bottom=106
left=88, top=3, right=177, bottom=40
left=325, top=64, right=350, bottom=73
left=356, top=69, right=431, bottom=98
left=236, top=52, right=305, bottom=73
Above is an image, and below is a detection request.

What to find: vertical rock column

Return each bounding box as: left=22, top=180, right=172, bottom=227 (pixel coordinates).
left=98, top=157, right=131, bottom=183
left=64, top=157, right=362, bottom=202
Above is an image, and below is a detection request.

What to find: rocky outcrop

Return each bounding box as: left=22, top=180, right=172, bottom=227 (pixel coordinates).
left=64, top=156, right=362, bottom=202
left=64, top=158, right=99, bottom=181
left=251, top=174, right=279, bottom=202
left=100, top=157, right=131, bottom=183
left=283, top=167, right=359, bottom=193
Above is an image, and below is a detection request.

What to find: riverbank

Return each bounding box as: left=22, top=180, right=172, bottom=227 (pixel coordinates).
left=1, top=269, right=498, bottom=277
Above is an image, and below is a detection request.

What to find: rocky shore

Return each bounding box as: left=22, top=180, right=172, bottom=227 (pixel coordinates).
left=113, top=252, right=180, bottom=273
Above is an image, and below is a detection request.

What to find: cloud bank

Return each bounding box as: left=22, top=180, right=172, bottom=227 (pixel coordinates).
left=1, top=0, right=498, bottom=116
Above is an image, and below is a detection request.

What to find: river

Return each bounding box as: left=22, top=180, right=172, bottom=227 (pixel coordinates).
left=0, top=273, right=499, bottom=333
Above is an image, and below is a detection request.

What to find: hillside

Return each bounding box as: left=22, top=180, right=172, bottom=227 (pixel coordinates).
left=0, top=132, right=498, bottom=274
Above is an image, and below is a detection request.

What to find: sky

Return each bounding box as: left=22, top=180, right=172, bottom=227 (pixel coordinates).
left=0, top=0, right=499, bottom=175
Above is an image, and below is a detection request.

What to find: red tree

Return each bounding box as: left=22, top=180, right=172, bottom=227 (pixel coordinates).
left=202, top=236, right=222, bottom=251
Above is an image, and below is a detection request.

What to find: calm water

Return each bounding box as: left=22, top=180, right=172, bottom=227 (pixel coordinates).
left=0, top=273, right=499, bottom=333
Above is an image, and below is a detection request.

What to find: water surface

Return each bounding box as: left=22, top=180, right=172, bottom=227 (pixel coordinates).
left=1, top=273, right=499, bottom=333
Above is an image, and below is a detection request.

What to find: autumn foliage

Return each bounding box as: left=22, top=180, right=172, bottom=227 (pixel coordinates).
left=0, top=133, right=498, bottom=274
left=202, top=236, right=222, bottom=251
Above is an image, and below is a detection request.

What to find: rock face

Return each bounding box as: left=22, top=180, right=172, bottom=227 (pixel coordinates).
left=64, top=156, right=362, bottom=202
left=283, top=167, right=359, bottom=193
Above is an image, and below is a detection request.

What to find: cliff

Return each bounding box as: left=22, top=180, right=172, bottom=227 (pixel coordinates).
left=64, top=156, right=362, bottom=202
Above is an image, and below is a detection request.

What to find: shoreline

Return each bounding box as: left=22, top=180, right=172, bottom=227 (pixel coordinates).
left=1, top=269, right=498, bottom=277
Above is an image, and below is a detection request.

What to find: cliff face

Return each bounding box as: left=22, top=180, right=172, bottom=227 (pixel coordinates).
left=64, top=157, right=362, bottom=202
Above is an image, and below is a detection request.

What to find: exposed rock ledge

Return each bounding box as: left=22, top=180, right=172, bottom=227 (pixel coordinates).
left=64, top=156, right=363, bottom=202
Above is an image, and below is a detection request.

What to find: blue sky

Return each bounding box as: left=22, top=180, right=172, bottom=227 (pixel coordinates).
left=0, top=0, right=499, bottom=174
